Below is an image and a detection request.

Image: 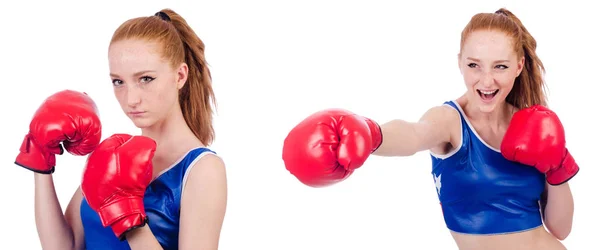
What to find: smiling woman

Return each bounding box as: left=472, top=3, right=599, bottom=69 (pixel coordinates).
left=29, top=8, right=227, bottom=250
left=458, top=8, right=547, bottom=112
left=282, top=8, right=577, bottom=250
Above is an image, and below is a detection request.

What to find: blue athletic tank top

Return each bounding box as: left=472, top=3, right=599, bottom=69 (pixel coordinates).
left=80, top=147, right=216, bottom=249
left=430, top=101, right=545, bottom=235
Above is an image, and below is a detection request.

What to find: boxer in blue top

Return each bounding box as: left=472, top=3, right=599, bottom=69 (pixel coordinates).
left=28, top=9, right=227, bottom=250
left=282, top=8, right=577, bottom=250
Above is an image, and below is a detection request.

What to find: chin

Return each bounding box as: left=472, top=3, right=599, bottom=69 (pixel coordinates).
left=130, top=117, right=156, bottom=129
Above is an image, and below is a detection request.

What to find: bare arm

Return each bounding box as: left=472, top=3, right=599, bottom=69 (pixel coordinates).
left=126, top=226, right=163, bottom=250
left=178, top=154, right=228, bottom=250
left=126, top=154, right=227, bottom=250
left=541, top=182, right=574, bottom=240
left=34, top=174, right=85, bottom=250
left=373, top=105, right=459, bottom=157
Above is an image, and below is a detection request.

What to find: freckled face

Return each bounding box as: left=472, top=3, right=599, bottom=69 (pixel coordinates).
left=108, top=39, right=186, bottom=128
left=458, top=30, right=524, bottom=113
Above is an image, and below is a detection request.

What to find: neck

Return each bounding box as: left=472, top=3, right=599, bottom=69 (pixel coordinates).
left=464, top=99, right=512, bottom=130
left=140, top=105, right=202, bottom=177
left=141, top=105, right=198, bottom=148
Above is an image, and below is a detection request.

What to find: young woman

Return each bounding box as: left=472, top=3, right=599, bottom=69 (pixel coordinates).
left=20, top=9, right=227, bottom=250
left=282, top=8, right=576, bottom=250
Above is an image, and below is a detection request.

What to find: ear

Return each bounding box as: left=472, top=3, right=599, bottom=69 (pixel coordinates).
left=176, top=63, right=189, bottom=89
left=516, top=56, right=525, bottom=76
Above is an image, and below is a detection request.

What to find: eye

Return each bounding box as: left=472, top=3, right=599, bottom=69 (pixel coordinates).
left=467, top=63, right=478, bottom=68
left=140, top=76, right=155, bottom=83
left=495, top=65, right=509, bottom=69
left=112, top=79, right=123, bottom=86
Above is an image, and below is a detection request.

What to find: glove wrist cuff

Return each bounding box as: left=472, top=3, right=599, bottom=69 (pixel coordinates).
left=114, top=215, right=149, bottom=241
left=97, top=197, right=146, bottom=228
left=546, top=149, right=579, bottom=185
left=14, top=134, right=55, bottom=173
left=364, top=118, right=383, bottom=153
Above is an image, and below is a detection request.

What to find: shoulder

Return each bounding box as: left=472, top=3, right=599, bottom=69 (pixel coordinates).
left=429, top=104, right=458, bottom=117
left=419, top=102, right=460, bottom=126
left=183, top=152, right=227, bottom=193
left=180, top=152, right=227, bottom=213
left=192, top=153, right=226, bottom=174
left=419, top=101, right=463, bottom=152
left=177, top=152, right=227, bottom=247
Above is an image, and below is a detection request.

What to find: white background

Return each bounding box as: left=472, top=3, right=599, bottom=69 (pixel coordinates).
left=1, top=0, right=598, bottom=249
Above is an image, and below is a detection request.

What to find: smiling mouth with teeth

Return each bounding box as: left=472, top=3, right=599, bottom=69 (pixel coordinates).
left=477, top=89, right=499, bottom=100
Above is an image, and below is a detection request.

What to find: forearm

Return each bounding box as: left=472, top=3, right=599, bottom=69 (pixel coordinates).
left=372, top=119, right=420, bottom=157
left=34, top=174, right=75, bottom=250
left=126, top=226, right=163, bottom=250
left=543, top=182, right=574, bottom=240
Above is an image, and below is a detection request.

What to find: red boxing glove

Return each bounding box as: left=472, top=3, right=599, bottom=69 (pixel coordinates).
left=501, top=105, right=579, bottom=185
left=282, top=109, right=383, bottom=187
left=81, top=134, right=156, bottom=240
left=15, top=90, right=102, bottom=174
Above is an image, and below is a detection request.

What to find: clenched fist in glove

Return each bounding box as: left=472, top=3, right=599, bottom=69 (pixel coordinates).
left=15, top=90, right=102, bottom=174
left=81, top=134, right=156, bottom=240
left=501, top=105, right=579, bottom=185
left=282, top=109, right=383, bottom=187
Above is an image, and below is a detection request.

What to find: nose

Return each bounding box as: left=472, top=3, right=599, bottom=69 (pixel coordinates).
left=481, top=71, right=494, bottom=87
left=125, top=84, right=142, bottom=108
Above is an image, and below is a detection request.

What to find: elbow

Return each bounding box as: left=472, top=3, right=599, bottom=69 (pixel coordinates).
left=400, top=149, right=418, bottom=157
left=41, top=244, right=75, bottom=250
left=551, top=227, right=571, bottom=241
left=47, top=241, right=76, bottom=250
left=552, top=230, right=570, bottom=241
left=545, top=220, right=572, bottom=241
left=38, top=232, right=76, bottom=250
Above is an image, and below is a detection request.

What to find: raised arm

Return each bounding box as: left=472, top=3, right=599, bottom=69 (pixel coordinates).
left=373, top=105, right=460, bottom=157
left=34, top=175, right=86, bottom=250
left=500, top=105, right=577, bottom=240
left=14, top=90, right=102, bottom=250
left=540, top=182, right=574, bottom=240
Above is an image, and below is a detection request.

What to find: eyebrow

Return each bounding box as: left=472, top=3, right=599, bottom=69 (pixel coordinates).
left=466, top=57, right=510, bottom=63
left=109, top=70, right=157, bottom=78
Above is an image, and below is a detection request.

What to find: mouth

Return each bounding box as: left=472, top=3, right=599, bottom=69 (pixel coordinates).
left=128, top=111, right=146, bottom=115
left=477, top=89, right=499, bottom=102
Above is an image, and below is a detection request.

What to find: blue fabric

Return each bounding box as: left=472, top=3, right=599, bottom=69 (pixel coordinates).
left=81, top=147, right=216, bottom=249
left=430, top=101, right=545, bottom=235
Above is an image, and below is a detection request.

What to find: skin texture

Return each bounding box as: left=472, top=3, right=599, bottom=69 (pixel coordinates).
left=109, top=39, right=227, bottom=250
left=373, top=30, right=573, bottom=250
left=109, top=39, right=186, bottom=130
left=33, top=39, right=227, bottom=250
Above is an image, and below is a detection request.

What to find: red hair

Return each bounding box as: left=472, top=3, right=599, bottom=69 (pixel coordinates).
left=110, top=9, right=217, bottom=145
left=460, top=8, right=548, bottom=109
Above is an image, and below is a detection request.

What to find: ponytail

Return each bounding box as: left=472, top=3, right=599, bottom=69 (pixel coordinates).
left=161, top=9, right=217, bottom=145
left=497, top=8, right=548, bottom=109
